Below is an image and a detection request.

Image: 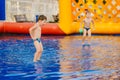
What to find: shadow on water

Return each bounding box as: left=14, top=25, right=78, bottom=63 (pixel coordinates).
left=0, top=34, right=120, bottom=80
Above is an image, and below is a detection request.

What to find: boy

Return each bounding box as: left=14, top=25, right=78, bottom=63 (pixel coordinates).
left=80, top=9, right=95, bottom=44
left=29, top=15, right=47, bottom=62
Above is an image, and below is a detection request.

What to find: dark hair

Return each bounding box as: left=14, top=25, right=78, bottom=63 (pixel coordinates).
left=38, top=15, right=47, bottom=21
left=85, top=9, right=90, bottom=14
left=85, top=9, right=88, bottom=11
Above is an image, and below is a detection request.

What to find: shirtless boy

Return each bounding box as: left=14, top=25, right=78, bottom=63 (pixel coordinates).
left=29, top=15, right=47, bottom=62
left=80, top=9, right=94, bottom=44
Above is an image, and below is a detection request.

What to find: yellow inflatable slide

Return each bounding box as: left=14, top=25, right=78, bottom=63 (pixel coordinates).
left=58, top=0, right=120, bottom=34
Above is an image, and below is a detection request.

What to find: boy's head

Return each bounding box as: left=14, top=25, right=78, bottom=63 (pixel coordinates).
left=85, top=9, right=91, bottom=18
left=85, top=9, right=89, bottom=14
left=38, top=15, right=47, bottom=25
left=38, top=15, right=47, bottom=21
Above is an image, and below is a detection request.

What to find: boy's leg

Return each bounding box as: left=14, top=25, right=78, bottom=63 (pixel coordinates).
left=33, top=41, right=41, bottom=62
left=33, top=52, right=38, bottom=62
left=88, top=29, right=91, bottom=44
left=82, top=29, right=87, bottom=44
left=37, top=43, right=43, bottom=61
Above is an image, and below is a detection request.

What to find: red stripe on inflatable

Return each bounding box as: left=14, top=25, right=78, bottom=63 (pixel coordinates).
left=42, top=23, right=65, bottom=35
left=4, top=22, right=34, bottom=34
left=0, top=22, right=4, bottom=33
left=3, top=22, right=65, bottom=35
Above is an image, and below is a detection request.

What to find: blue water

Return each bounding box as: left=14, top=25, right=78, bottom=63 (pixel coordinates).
left=0, top=34, right=120, bottom=80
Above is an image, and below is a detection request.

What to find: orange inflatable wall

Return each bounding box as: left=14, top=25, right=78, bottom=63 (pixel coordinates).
left=0, top=22, right=65, bottom=35
left=0, top=22, right=4, bottom=33
left=4, top=22, right=34, bottom=34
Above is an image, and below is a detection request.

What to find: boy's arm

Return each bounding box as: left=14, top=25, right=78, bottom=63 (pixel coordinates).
left=80, top=20, right=84, bottom=30
left=29, top=30, right=34, bottom=40
left=91, top=19, right=95, bottom=27
left=29, top=25, right=37, bottom=40
left=92, top=19, right=94, bottom=26
left=29, top=24, right=38, bottom=31
left=91, top=19, right=95, bottom=30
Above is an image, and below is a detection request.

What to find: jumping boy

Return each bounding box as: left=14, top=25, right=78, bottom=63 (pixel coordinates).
left=80, top=9, right=95, bottom=44
left=29, top=15, right=47, bottom=62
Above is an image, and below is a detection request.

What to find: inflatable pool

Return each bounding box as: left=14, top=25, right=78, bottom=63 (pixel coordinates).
left=0, top=0, right=120, bottom=35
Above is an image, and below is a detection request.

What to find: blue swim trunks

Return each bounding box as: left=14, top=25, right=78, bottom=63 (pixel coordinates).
left=82, top=43, right=90, bottom=48
left=84, top=27, right=90, bottom=31
left=34, top=38, right=41, bottom=43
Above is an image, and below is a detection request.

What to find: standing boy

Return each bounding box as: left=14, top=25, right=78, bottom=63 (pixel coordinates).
left=29, top=15, right=47, bottom=62
left=80, top=9, right=95, bottom=44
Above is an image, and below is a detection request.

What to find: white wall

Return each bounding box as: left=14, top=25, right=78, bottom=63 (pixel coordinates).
left=6, top=0, right=59, bottom=22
